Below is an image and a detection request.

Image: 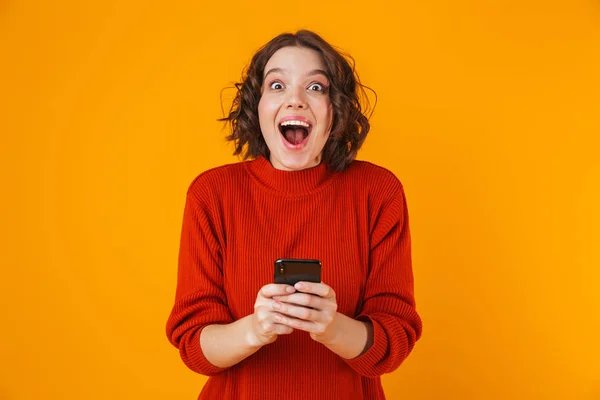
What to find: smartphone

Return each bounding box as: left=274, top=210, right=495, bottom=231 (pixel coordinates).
left=274, top=258, right=322, bottom=286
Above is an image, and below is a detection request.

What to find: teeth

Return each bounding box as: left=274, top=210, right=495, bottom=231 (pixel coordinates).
left=279, top=120, right=310, bottom=127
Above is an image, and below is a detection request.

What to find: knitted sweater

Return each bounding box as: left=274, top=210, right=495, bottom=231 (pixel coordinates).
left=165, top=156, right=422, bottom=399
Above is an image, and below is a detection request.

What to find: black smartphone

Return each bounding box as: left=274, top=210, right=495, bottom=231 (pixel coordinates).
left=274, top=258, right=322, bottom=286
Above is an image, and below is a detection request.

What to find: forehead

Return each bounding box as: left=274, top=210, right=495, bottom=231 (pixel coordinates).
left=264, top=46, right=326, bottom=74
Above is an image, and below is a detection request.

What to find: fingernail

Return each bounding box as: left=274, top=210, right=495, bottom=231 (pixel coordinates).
left=295, top=283, right=304, bottom=290
left=286, top=286, right=296, bottom=293
left=273, top=302, right=281, bottom=310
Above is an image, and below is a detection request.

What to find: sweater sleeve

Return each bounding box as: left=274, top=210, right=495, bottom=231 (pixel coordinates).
left=343, top=182, right=423, bottom=377
left=165, top=188, right=233, bottom=376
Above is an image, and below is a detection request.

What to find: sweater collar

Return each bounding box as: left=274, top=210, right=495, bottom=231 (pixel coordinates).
left=245, top=156, right=336, bottom=195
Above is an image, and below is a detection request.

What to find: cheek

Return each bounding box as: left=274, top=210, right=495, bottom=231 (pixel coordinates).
left=259, top=95, right=280, bottom=115
left=257, top=98, right=267, bottom=120
left=258, top=101, right=272, bottom=131
left=315, top=100, right=333, bottom=132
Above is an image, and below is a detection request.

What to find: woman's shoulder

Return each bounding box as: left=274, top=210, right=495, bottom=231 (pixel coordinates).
left=344, top=159, right=403, bottom=191
left=186, top=160, right=250, bottom=199
left=343, top=160, right=408, bottom=213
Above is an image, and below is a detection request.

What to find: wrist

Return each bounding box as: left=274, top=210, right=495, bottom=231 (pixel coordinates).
left=241, top=315, right=264, bottom=349
left=312, top=312, right=343, bottom=346
left=314, top=313, right=371, bottom=360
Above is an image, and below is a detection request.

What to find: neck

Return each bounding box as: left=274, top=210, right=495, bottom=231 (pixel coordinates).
left=244, top=156, right=336, bottom=195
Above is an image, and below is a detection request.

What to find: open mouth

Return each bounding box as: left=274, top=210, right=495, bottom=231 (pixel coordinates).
left=278, top=120, right=312, bottom=146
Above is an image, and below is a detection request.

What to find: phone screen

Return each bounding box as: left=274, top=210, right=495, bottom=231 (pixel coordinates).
left=274, top=259, right=321, bottom=286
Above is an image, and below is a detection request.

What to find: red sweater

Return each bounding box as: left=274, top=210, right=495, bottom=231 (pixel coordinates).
left=166, top=156, right=422, bottom=399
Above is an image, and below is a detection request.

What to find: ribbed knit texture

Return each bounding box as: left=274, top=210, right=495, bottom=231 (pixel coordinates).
left=165, top=156, right=422, bottom=400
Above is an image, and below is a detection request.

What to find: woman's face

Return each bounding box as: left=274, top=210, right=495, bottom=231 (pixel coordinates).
left=258, top=46, right=333, bottom=171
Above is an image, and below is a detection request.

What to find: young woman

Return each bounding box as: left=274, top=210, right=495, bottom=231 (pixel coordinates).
left=165, top=30, right=422, bottom=400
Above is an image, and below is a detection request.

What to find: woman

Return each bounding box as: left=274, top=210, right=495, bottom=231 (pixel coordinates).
left=165, top=30, right=422, bottom=400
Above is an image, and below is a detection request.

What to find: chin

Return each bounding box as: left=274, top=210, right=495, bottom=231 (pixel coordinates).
left=275, top=152, right=319, bottom=171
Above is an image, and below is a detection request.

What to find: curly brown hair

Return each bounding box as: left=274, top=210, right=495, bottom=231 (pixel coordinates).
left=219, top=30, right=375, bottom=172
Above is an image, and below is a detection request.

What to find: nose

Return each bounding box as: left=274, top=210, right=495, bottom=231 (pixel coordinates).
left=285, top=86, right=308, bottom=109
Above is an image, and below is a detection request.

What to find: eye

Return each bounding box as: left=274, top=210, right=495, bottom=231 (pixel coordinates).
left=269, top=81, right=284, bottom=90
left=308, top=83, right=325, bottom=92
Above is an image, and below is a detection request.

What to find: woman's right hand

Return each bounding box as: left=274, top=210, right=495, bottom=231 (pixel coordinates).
left=247, top=284, right=297, bottom=347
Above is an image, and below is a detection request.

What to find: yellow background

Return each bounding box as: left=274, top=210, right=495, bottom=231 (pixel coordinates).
left=1, top=0, right=599, bottom=399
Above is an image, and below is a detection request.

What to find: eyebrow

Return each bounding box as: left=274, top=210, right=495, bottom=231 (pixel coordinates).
left=263, top=68, right=329, bottom=80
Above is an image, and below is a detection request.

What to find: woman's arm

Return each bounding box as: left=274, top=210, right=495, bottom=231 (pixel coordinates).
left=319, top=312, right=374, bottom=360
left=166, top=190, right=234, bottom=376
left=341, top=182, right=422, bottom=377
left=200, top=284, right=298, bottom=368
left=166, top=187, right=299, bottom=374
left=200, top=315, right=260, bottom=368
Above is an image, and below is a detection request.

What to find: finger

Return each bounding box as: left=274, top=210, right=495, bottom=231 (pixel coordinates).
left=273, top=293, right=323, bottom=310
left=273, top=323, right=294, bottom=335
left=294, top=282, right=335, bottom=299
left=260, top=320, right=276, bottom=335
left=254, top=305, right=272, bottom=322
left=274, top=313, right=321, bottom=334
left=272, top=300, right=321, bottom=322
left=259, top=283, right=297, bottom=299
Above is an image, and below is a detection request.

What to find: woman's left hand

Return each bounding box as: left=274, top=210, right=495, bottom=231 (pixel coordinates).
left=271, top=281, right=339, bottom=343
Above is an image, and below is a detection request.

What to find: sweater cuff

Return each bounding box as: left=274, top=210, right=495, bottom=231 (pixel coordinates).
left=182, top=326, right=229, bottom=376
left=342, top=315, right=386, bottom=377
